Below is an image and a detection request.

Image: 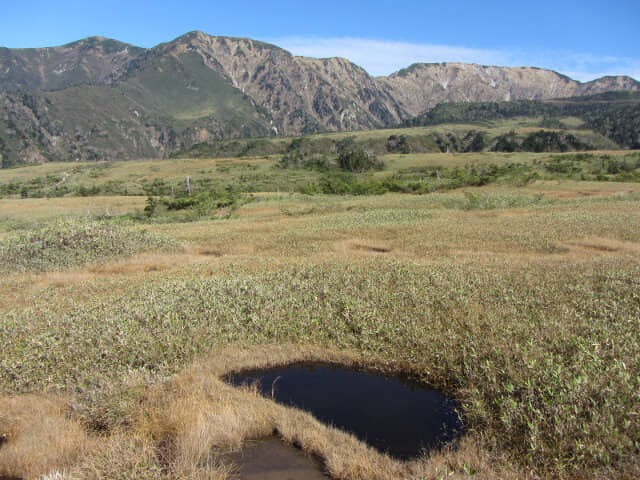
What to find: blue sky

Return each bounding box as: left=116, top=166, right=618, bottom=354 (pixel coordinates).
left=1, top=0, right=638, bottom=81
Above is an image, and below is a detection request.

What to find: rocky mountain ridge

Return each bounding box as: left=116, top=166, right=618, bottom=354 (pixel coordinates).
left=0, top=31, right=638, bottom=165
left=379, top=62, right=640, bottom=118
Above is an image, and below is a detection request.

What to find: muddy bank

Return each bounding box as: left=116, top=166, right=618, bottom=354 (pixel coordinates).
left=222, top=437, right=329, bottom=480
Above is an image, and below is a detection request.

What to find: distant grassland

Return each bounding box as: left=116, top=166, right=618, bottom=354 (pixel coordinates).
left=0, top=196, right=145, bottom=226
left=1, top=149, right=638, bottom=202
left=0, top=148, right=639, bottom=479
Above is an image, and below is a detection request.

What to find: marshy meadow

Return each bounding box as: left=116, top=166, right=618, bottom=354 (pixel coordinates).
left=1, top=146, right=639, bottom=479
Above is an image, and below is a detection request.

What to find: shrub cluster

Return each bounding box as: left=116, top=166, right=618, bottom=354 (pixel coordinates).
left=298, top=162, right=539, bottom=196
left=297, top=152, right=640, bottom=196
left=278, top=136, right=384, bottom=173
left=544, top=152, right=640, bottom=180
left=336, top=146, right=384, bottom=173
left=141, top=188, right=251, bottom=222
left=492, top=130, right=591, bottom=153
left=406, top=92, right=640, bottom=149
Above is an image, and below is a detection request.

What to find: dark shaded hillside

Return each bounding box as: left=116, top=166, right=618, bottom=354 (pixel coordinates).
left=0, top=82, right=273, bottom=167
left=405, top=92, right=640, bottom=149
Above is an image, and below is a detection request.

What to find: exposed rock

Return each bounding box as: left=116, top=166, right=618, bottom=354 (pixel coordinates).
left=378, top=62, right=639, bottom=118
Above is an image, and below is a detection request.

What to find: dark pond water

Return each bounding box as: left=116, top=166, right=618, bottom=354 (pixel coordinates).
left=227, top=363, right=461, bottom=459
left=223, top=437, right=329, bottom=480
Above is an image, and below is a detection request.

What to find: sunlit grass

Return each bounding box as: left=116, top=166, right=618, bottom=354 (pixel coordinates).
left=0, top=164, right=639, bottom=479
left=0, top=196, right=145, bottom=224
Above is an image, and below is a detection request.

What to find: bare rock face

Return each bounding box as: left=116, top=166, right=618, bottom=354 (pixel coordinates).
left=377, top=63, right=638, bottom=119
left=577, top=75, right=640, bottom=96
left=157, top=34, right=638, bottom=131
left=157, top=32, right=402, bottom=135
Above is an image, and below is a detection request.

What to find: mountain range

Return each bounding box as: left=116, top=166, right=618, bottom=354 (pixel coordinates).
left=1, top=31, right=638, bottom=166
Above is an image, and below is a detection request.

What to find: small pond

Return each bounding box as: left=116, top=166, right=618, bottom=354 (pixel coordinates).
left=227, top=363, right=461, bottom=459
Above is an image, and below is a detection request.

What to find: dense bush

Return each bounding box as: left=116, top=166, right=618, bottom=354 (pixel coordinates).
left=140, top=188, right=252, bottom=222
left=337, top=147, right=383, bottom=172
left=465, top=130, right=487, bottom=152
left=277, top=151, right=332, bottom=170
left=492, top=130, right=591, bottom=152
left=544, top=152, right=640, bottom=179
left=386, top=134, right=410, bottom=153
left=277, top=136, right=385, bottom=174
left=297, top=151, right=640, bottom=196
left=298, top=161, right=542, bottom=196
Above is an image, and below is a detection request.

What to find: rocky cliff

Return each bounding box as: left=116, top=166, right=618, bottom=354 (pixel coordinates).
left=378, top=62, right=639, bottom=118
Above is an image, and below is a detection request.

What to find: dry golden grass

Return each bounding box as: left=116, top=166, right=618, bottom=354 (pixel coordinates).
left=0, top=395, right=91, bottom=479
left=0, top=196, right=145, bottom=222
left=527, top=180, right=640, bottom=199
left=1, top=186, right=638, bottom=317
left=161, top=347, right=517, bottom=479
left=563, top=236, right=640, bottom=255
left=79, top=345, right=519, bottom=480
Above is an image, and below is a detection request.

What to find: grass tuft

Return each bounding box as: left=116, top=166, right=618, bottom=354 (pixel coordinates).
left=0, top=395, right=90, bottom=479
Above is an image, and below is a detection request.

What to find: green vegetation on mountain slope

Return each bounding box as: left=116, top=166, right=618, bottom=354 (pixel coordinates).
left=404, top=91, right=640, bottom=149
left=0, top=49, right=275, bottom=167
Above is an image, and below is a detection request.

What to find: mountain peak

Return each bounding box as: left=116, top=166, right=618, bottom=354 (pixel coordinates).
left=167, top=31, right=285, bottom=52
left=61, top=36, right=138, bottom=51
left=0, top=36, right=144, bottom=92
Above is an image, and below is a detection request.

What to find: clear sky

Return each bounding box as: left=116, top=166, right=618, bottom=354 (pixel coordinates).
left=1, top=0, right=638, bottom=81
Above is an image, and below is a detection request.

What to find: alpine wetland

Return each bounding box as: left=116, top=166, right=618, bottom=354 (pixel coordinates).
left=1, top=2, right=639, bottom=479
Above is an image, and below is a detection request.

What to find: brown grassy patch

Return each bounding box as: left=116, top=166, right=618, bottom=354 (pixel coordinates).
left=0, top=395, right=91, bottom=479
left=85, top=252, right=214, bottom=276
left=565, top=236, right=640, bottom=253
left=544, top=189, right=636, bottom=199
left=70, top=432, right=171, bottom=480
left=16, top=252, right=214, bottom=290
left=530, top=180, right=640, bottom=200
left=0, top=196, right=145, bottom=222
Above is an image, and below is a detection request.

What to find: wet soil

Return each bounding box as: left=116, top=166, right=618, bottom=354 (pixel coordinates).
left=223, top=437, right=329, bottom=480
